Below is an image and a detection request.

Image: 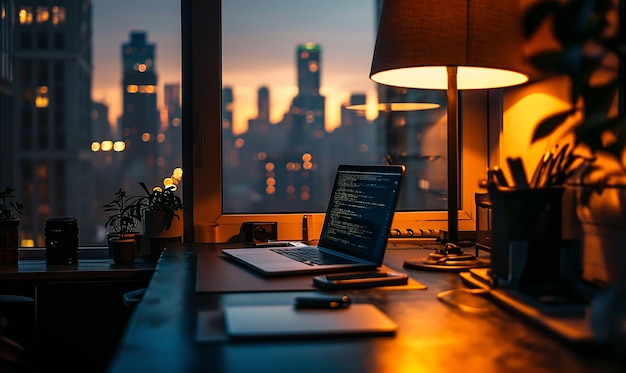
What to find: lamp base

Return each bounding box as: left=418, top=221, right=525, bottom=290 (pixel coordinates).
left=403, top=243, right=490, bottom=271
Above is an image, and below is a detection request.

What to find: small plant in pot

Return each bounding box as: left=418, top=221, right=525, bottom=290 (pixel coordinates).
left=103, top=188, right=142, bottom=265
left=0, top=187, right=23, bottom=264
left=137, top=168, right=184, bottom=261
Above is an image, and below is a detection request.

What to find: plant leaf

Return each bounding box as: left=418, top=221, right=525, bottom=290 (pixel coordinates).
left=531, top=109, right=576, bottom=143
left=522, top=0, right=562, bottom=39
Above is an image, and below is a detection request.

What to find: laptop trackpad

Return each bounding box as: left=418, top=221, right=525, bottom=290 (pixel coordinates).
left=227, top=249, right=308, bottom=269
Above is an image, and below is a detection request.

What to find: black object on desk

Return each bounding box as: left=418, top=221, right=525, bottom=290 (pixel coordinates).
left=294, top=295, right=351, bottom=309
left=312, top=271, right=408, bottom=290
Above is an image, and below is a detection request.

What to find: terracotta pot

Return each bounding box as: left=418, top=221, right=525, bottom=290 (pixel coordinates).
left=107, top=232, right=141, bottom=257
left=0, top=219, right=19, bottom=264
left=109, top=237, right=135, bottom=265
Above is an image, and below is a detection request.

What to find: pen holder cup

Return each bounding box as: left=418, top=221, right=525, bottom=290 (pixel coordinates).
left=489, top=187, right=564, bottom=284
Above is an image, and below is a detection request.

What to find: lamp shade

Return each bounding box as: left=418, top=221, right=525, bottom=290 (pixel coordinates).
left=370, top=0, right=529, bottom=90
left=346, top=102, right=440, bottom=111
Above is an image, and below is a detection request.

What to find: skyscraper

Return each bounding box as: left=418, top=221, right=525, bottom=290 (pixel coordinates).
left=290, top=42, right=325, bottom=147
left=120, top=31, right=159, bottom=185
left=248, top=86, right=270, bottom=133
left=12, top=1, right=94, bottom=245
left=0, top=0, right=14, bottom=188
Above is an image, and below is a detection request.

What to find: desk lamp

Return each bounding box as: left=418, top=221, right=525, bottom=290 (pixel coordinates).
left=370, top=0, right=529, bottom=270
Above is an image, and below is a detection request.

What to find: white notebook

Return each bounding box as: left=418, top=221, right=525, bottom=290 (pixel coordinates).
left=222, top=304, right=397, bottom=339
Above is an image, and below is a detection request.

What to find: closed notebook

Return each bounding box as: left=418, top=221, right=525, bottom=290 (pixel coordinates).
left=223, top=304, right=397, bottom=339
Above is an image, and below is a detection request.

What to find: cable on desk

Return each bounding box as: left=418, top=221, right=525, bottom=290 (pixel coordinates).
left=437, top=288, right=492, bottom=314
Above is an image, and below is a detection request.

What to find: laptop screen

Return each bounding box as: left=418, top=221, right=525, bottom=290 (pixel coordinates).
left=318, top=164, right=405, bottom=263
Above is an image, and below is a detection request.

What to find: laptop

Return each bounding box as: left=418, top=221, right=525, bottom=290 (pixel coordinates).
left=222, top=164, right=405, bottom=276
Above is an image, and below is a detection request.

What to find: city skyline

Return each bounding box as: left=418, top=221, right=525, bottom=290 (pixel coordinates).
left=92, top=0, right=181, bottom=129
left=92, top=0, right=378, bottom=135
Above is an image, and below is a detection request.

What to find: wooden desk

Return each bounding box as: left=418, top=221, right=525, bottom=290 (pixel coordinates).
left=107, top=243, right=621, bottom=372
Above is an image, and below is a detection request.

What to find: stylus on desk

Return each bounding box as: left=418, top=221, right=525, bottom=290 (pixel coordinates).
left=294, top=295, right=351, bottom=309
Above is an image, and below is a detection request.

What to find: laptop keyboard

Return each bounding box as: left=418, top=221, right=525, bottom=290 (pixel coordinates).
left=270, top=247, right=357, bottom=266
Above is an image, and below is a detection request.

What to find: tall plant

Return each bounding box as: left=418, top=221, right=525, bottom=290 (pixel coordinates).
left=523, top=0, right=625, bottom=192
left=103, top=188, right=142, bottom=236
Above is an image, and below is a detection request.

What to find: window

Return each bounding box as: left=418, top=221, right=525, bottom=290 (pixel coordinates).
left=6, top=0, right=489, bottom=247
left=184, top=0, right=490, bottom=242
left=18, top=7, right=33, bottom=25
left=10, top=1, right=182, bottom=247
left=52, top=6, right=66, bottom=26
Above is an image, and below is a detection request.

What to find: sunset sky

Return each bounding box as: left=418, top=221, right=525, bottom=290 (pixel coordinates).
left=92, top=0, right=378, bottom=135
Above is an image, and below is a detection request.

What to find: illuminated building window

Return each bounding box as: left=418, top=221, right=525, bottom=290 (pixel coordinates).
left=52, top=6, right=66, bottom=25
left=36, top=163, right=48, bottom=179
left=35, top=86, right=49, bottom=108
left=19, top=7, right=33, bottom=24
left=127, top=84, right=138, bottom=93
left=36, top=6, right=49, bottom=23
left=138, top=85, right=156, bottom=94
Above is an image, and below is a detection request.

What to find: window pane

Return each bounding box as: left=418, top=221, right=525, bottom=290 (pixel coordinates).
left=222, top=0, right=448, bottom=214
left=8, top=1, right=181, bottom=247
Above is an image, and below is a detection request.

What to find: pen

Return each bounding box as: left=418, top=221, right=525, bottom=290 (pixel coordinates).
left=530, top=150, right=551, bottom=188
left=506, top=157, right=529, bottom=189
left=492, top=165, right=510, bottom=188
left=294, top=295, right=351, bottom=309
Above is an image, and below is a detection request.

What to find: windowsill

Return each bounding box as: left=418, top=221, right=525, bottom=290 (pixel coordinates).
left=18, top=247, right=110, bottom=260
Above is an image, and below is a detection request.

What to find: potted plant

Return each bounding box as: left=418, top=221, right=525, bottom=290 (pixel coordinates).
left=137, top=168, right=184, bottom=261
left=0, top=187, right=23, bottom=265
left=521, top=0, right=625, bottom=287
left=102, top=188, right=141, bottom=265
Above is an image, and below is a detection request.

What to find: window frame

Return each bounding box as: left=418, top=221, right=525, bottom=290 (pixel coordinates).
left=182, top=0, right=495, bottom=243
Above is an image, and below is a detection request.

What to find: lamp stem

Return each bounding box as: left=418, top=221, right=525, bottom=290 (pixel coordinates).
left=446, top=66, right=459, bottom=245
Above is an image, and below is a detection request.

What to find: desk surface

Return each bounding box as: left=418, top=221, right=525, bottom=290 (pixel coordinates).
left=107, top=243, right=622, bottom=373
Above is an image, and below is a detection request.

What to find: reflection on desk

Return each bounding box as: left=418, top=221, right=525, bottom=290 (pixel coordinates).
left=107, top=243, right=623, bottom=373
